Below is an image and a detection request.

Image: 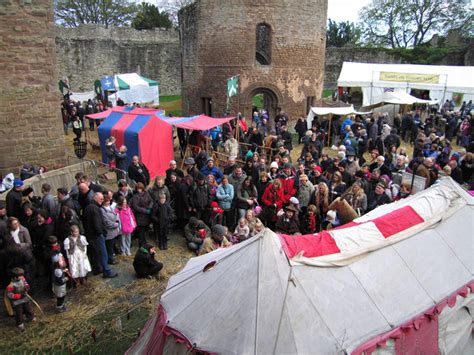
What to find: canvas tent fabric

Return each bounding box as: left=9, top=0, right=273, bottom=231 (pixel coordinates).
left=95, top=107, right=235, bottom=178
left=70, top=91, right=95, bottom=103
left=379, top=90, right=438, bottom=105
left=127, top=178, right=474, bottom=355
left=97, top=107, right=172, bottom=177
left=360, top=90, right=439, bottom=111
left=157, top=114, right=236, bottom=131
left=99, top=73, right=159, bottom=106
left=306, top=105, right=370, bottom=130
left=337, top=62, right=474, bottom=106
left=279, top=177, right=468, bottom=267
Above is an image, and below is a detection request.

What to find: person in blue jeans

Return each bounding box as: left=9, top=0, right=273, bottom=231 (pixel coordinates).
left=83, top=192, right=118, bottom=278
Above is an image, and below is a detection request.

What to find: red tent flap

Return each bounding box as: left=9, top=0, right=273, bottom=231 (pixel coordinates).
left=279, top=232, right=341, bottom=258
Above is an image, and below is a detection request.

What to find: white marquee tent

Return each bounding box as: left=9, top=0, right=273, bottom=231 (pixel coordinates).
left=102, top=73, right=159, bottom=106
left=361, top=90, right=439, bottom=111
left=128, top=178, right=474, bottom=355
left=306, top=104, right=370, bottom=130
left=70, top=90, right=95, bottom=102
left=337, top=62, right=474, bottom=107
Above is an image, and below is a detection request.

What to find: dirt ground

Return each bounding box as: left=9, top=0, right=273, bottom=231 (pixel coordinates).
left=0, top=230, right=193, bottom=354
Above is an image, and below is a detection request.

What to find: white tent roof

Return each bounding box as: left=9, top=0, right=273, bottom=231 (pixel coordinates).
left=306, top=105, right=371, bottom=130
left=337, top=62, right=474, bottom=93
left=70, top=90, right=95, bottom=102
left=106, top=73, right=159, bottom=105
left=382, top=91, right=438, bottom=105
left=128, top=178, right=474, bottom=355
left=361, top=90, right=439, bottom=111
left=310, top=105, right=369, bottom=116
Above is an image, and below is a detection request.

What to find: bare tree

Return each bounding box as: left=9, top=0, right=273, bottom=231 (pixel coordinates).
left=55, top=0, right=138, bottom=28
left=359, top=0, right=473, bottom=48
left=155, top=0, right=195, bottom=24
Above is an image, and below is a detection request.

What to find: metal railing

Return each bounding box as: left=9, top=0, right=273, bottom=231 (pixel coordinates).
left=66, top=156, right=135, bottom=190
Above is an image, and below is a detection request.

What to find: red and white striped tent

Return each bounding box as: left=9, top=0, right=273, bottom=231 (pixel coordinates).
left=127, top=177, right=473, bottom=355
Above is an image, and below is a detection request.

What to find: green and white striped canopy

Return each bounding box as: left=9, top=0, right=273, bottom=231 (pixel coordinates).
left=114, top=73, right=158, bottom=90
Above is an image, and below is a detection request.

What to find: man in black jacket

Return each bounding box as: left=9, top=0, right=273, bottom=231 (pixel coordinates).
left=133, top=244, right=163, bottom=278
left=190, top=174, right=211, bottom=221
left=280, top=125, right=293, bottom=152
left=6, top=179, right=24, bottom=220
left=127, top=155, right=150, bottom=186
left=367, top=183, right=391, bottom=212
left=83, top=192, right=117, bottom=278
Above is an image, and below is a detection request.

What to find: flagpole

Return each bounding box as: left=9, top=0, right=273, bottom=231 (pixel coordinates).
left=237, top=74, right=241, bottom=123
left=236, top=75, right=241, bottom=143
left=227, top=75, right=240, bottom=141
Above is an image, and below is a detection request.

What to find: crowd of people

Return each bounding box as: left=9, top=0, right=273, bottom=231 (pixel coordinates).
left=1, top=102, right=473, bottom=331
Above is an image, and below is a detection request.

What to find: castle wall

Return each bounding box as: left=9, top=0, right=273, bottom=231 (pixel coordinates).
left=179, top=0, right=328, bottom=120
left=55, top=26, right=181, bottom=95
left=0, top=0, right=66, bottom=175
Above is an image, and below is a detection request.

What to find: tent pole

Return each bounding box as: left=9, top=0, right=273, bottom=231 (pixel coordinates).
left=180, top=131, right=191, bottom=170
left=327, top=114, right=332, bottom=147
left=85, top=121, right=89, bottom=141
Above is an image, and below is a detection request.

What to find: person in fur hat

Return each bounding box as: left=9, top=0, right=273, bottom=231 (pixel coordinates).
left=275, top=205, right=300, bottom=235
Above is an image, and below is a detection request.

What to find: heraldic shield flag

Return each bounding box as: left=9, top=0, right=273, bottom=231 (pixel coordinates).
left=227, top=76, right=239, bottom=98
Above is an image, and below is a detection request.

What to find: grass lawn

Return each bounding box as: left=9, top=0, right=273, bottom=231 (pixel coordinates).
left=159, top=95, right=182, bottom=116
left=322, top=89, right=333, bottom=98
left=252, top=94, right=264, bottom=109
left=159, top=95, right=181, bottom=103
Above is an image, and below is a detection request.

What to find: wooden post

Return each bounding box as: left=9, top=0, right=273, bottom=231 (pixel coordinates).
left=327, top=114, right=332, bottom=146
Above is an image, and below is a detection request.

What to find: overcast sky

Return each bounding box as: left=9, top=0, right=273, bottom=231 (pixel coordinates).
left=327, top=0, right=372, bottom=23
left=154, top=0, right=374, bottom=23
left=153, top=0, right=472, bottom=24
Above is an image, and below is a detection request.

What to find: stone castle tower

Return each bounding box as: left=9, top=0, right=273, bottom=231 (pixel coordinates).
left=0, top=0, right=65, bottom=175
left=179, top=0, right=328, bottom=121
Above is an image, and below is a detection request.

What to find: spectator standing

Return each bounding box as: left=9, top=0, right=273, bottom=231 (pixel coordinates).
left=128, top=156, right=150, bottom=187
left=115, top=196, right=136, bottom=256
left=6, top=179, right=24, bottom=220
left=82, top=192, right=118, bottom=278
left=129, top=183, right=153, bottom=247
left=100, top=194, right=121, bottom=265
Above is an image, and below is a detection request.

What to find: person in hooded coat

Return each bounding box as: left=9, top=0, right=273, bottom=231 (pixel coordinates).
left=133, top=243, right=163, bottom=278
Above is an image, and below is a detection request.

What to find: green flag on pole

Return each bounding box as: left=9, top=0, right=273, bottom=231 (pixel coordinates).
left=227, top=76, right=239, bottom=98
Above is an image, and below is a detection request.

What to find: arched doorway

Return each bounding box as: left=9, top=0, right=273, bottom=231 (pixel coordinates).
left=241, top=84, right=283, bottom=126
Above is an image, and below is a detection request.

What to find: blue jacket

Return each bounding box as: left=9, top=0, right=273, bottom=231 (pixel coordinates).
left=200, top=165, right=224, bottom=183
left=216, top=183, right=234, bottom=210
left=341, top=118, right=353, bottom=135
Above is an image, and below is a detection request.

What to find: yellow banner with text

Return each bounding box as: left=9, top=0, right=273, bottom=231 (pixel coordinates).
left=379, top=72, right=440, bottom=84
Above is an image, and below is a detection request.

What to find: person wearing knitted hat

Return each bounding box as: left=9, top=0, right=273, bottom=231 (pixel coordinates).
left=6, top=267, right=35, bottom=330
left=209, top=201, right=224, bottom=227
left=367, top=181, right=392, bottom=212
left=322, top=210, right=340, bottom=230
left=199, top=224, right=231, bottom=255
left=311, top=165, right=328, bottom=186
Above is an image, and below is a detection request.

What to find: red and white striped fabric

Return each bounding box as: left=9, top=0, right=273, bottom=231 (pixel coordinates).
left=279, top=182, right=464, bottom=266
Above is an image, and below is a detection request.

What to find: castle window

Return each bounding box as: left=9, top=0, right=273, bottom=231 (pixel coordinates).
left=256, top=23, right=272, bottom=65
left=201, top=97, right=212, bottom=116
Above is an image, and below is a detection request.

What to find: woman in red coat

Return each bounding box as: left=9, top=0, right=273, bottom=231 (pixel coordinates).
left=261, top=179, right=285, bottom=229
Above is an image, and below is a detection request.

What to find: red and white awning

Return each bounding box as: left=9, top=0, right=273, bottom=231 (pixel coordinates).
left=279, top=178, right=471, bottom=266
